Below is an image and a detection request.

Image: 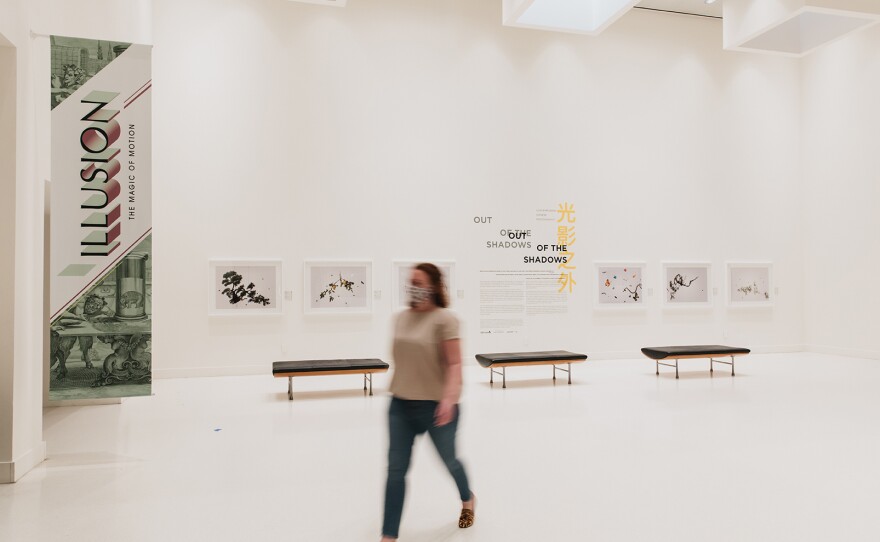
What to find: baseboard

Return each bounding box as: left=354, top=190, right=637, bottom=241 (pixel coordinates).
left=46, top=398, right=122, bottom=407
left=804, top=344, right=880, bottom=360
left=748, top=344, right=806, bottom=354
left=0, top=441, right=47, bottom=484
left=153, top=364, right=269, bottom=379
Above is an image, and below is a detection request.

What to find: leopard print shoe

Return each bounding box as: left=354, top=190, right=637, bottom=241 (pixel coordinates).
left=458, top=494, right=476, bottom=528
left=458, top=507, right=475, bottom=529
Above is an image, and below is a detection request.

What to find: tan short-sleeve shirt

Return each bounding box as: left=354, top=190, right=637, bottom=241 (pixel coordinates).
left=389, top=308, right=460, bottom=401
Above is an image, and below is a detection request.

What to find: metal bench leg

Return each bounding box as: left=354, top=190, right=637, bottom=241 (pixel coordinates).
left=553, top=365, right=556, bottom=381
left=656, top=360, right=659, bottom=376
left=731, top=355, right=735, bottom=377
left=288, top=377, right=293, bottom=401
left=490, top=368, right=493, bottom=385
left=710, top=357, right=714, bottom=374
left=675, top=359, right=679, bottom=379
left=503, top=367, right=506, bottom=389
left=363, top=373, right=367, bottom=393
left=568, top=363, right=572, bottom=385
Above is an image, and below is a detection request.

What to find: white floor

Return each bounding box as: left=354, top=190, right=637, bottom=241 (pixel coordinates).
left=2, top=353, right=880, bottom=541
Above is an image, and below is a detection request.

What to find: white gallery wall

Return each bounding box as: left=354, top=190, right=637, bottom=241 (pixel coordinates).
left=151, top=0, right=804, bottom=376
left=0, top=0, right=43, bottom=483
left=802, top=23, right=880, bottom=360
left=1, top=20, right=20, bottom=480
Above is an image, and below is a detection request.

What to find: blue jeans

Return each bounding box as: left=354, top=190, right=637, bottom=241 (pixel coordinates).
left=382, top=397, right=472, bottom=538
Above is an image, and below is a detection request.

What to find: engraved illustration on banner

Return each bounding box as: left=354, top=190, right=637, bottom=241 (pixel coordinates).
left=556, top=202, right=576, bottom=293
left=49, top=35, right=152, bottom=400
left=49, top=236, right=152, bottom=399
left=50, top=36, right=131, bottom=109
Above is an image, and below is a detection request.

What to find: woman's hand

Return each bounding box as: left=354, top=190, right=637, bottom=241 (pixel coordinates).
left=434, top=399, right=456, bottom=427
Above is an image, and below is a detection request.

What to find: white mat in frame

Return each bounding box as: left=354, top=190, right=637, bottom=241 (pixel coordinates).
left=209, top=259, right=282, bottom=316
left=593, top=261, right=647, bottom=307
left=727, top=261, right=773, bottom=307
left=661, top=261, right=712, bottom=307
left=304, top=260, right=373, bottom=314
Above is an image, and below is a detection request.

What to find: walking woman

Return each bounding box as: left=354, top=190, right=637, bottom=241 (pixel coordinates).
left=380, top=263, right=475, bottom=541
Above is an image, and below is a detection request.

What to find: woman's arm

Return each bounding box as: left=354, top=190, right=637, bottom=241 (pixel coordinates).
left=435, top=338, right=462, bottom=426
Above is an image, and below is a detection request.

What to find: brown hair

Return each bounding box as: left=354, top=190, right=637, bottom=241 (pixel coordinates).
left=415, top=263, right=448, bottom=308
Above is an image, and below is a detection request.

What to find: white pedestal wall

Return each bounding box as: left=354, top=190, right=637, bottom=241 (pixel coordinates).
left=0, top=0, right=152, bottom=484
left=802, top=23, right=880, bottom=359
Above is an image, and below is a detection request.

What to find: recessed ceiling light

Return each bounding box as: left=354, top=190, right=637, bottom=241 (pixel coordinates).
left=705, top=0, right=717, bottom=4
left=504, top=0, right=638, bottom=36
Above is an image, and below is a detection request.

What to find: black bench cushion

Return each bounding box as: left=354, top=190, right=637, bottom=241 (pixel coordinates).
left=640, top=345, right=751, bottom=360
left=273, top=358, right=389, bottom=375
left=474, top=350, right=588, bottom=368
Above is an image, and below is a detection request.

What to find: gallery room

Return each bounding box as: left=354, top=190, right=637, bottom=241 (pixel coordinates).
left=1, top=0, right=879, bottom=540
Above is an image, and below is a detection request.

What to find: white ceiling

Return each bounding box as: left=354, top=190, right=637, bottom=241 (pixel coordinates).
left=636, top=0, right=722, bottom=18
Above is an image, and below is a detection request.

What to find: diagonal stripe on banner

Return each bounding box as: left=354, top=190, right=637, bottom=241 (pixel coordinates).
left=125, top=82, right=152, bottom=109
left=124, top=79, right=152, bottom=104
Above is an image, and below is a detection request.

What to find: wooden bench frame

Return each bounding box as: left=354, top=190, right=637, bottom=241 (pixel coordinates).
left=273, top=367, right=388, bottom=400
left=487, top=358, right=586, bottom=388
left=653, top=353, right=749, bottom=379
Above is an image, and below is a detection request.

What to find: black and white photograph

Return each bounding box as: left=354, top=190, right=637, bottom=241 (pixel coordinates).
left=209, top=260, right=281, bottom=315
left=663, top=263, right=711, bottom=306
left=304, top=261, right=372, bottom=314
left=728, top=262, right=773, bottom=306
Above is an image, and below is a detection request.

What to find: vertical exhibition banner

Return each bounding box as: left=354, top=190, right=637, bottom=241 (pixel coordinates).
left=49, top=36, right=152, bottom=400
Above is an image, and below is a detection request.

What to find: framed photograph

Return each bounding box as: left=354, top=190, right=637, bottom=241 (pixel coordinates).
left=304, top=260, right=372, bottom=314
left=662, top=262, right=712, bottom=307
left=594, top=262, right=645, bottom=307
left=392, top=260, right=456, bottom=310
left=209, top=260, right=282, bottom=316
left=727, top=262, right=773, bottom=307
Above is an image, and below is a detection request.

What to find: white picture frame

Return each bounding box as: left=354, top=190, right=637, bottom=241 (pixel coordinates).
left=391, top=260, right=456, bottom=310
left=304, top=260, right=373, bottom=314
left=727, top=262, right=773, bottom=307
left=594, top=262, right=646, bottom=307
left=209, top=259, right=282, bottom=316
left=662, top=262, right=712, bottom=307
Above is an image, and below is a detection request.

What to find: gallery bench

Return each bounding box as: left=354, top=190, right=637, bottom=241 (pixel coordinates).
left=640, top=345, right=751, bottom=379
left=474, top=351, right=588, bottom=388
left=272, top=359, right=389, bottom=400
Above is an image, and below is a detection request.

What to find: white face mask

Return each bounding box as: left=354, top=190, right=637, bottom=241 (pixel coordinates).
left=407, top=285, right=434, bottom=307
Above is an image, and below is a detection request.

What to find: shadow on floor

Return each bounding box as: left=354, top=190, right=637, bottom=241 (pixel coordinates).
left=271, top=388, right=386, bottom=402
left=480, top=378, right=586, bottom=390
